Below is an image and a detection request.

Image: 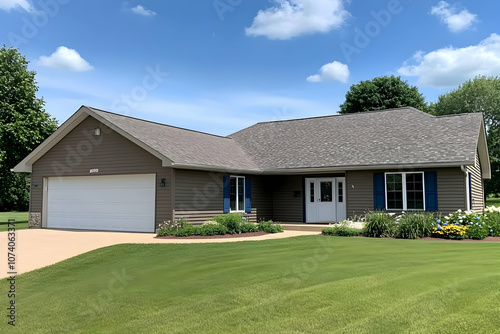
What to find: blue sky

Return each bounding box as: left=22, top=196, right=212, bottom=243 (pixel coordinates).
left=1, top=0, right=499, bottom=135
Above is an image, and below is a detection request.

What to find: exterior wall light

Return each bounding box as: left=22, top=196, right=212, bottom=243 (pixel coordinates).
left=94, top=128, right=101, bottom=136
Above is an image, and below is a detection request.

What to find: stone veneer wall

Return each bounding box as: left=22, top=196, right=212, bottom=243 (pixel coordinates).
left=29, top=212, right=41, bottom=229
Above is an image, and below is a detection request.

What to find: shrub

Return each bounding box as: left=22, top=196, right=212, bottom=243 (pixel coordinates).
left=240, top=222, right=259, bottom=233
left=364, top=211, right=395, bottom=237
left=198, top=223, right=228, bottom=236
left=322, top=221, right=362, bottom=237
left=432, top=224, right=468, bottom=239
left=465, top=223, right=489, bottom=240
left=157, top=218, right=188, bottom=236
left=395, top=212, right=435, bottom=239
left=257, top=220, right=284, bottom=233
left=172, top=225, right=200, bottom=237
left=483, top=206, right=500, bottom=236
left=212, top=213, right=245, bottom=234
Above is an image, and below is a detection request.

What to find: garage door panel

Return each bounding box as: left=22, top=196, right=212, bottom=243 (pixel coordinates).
left=46, top=174, right=156, bottom=232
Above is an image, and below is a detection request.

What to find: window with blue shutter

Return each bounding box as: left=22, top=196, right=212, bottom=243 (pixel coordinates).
left=223, top=175, right=230, bottom=213
left=373, top=173, right=386, bottom=210
left=424, top=171, right=438, bottom=211
left=245, top=177, right=251, bottom=213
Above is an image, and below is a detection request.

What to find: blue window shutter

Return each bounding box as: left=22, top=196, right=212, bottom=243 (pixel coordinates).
left=245, top=177, right=251, bottom=213
left=373, top=173, right=385, bottom=210
left=424, top=172, right=438, bottom=211
left=223, top=175, right=230, bottom=213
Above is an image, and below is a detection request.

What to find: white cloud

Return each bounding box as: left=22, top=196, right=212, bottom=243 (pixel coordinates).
left=430, top=1, right=477, bottom=33
left=131, top=5, right=156, bottom=16
left=245, top=0, right=349, bottom=40
left=38, top=46, right=94, bottom=72
left=0, top=0, right=33, bottom=12
left=397, top=34, right=500, bottom=87
left=307, top=61, right=349, bottom=83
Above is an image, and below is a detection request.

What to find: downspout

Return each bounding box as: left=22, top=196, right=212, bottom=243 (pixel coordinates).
left=461, top=165, right=470, bottom=211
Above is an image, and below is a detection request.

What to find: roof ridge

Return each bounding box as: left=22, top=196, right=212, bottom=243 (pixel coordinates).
left=253, top=107, right=426, bottom=125
left=85, top=106, right=231, bottom=140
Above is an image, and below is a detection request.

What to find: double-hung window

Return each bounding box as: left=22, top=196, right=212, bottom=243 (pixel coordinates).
left=385, top=172, right=425, bottom=210
left=229, top=176, right=245, bottom=212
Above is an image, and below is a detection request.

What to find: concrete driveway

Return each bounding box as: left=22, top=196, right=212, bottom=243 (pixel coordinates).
left=0, top=229, right=318, bottom=278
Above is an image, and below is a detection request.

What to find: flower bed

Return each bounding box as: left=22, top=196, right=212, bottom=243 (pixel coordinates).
left=156, top=214, right=284, bottom=237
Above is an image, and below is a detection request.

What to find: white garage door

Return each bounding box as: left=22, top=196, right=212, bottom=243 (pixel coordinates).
left=46, top=174, right=156, bottom=232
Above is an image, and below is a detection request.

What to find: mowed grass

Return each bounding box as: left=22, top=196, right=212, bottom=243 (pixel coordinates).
left=486, top=197, right=500, bottom=207
left=2, top=236, right=500, bottom=333
left=0, top=212, right=28, bottom=232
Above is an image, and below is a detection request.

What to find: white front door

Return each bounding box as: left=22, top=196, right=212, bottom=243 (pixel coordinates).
left=305, top=177, right=346, bottom=223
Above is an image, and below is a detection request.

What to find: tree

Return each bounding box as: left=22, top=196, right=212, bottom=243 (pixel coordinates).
left=0, top=46, right=57, bottom=211
left=433, top=76, right=500, bottom=196
left=339, top=75, right=428, bottom=114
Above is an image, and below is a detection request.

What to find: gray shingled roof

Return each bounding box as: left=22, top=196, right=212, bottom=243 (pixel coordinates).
left=229, top=107, right=483, bottom=170
left=88, top=107, right=260, bottom=171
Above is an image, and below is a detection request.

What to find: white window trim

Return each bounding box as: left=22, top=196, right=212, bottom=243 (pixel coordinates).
left=384, top=172, right=426, bottom=211
left=466, top=171, right=471, bottom=211
left=230, top=175, right=245, bottom=212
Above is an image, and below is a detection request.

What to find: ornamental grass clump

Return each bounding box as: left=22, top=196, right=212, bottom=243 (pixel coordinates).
left=364, top=211, right=395, bottom=237
left=395, top=212, right=435, bottom=239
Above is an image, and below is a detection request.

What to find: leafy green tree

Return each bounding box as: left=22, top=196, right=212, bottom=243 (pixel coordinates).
left=339, top=75, right=428, bottom=114
left=0, top=46, right=57, bottom=211
left=433, top=76, right=500, bottom=196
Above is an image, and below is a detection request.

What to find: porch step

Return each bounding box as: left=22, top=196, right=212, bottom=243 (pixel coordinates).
left=280, top=223, right=328, bottom=232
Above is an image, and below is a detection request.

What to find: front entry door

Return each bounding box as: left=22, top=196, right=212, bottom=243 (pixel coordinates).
left=305, top=177, right=346, bottom=223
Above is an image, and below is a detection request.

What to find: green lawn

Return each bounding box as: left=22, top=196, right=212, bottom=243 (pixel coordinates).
left=485, top=197, right=500, bottom=207
left=1, top=236, right=500, bottom=333
left=0, top=212, right=28, bottom=232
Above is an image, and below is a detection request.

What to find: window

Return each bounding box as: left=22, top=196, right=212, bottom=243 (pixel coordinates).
left=309, top=182, right=315, bottom=203
left=385, top=172, right=424, bottom=210
left=230, top=176, right=245, bottom=212
left=338, top=181, right=343, bottom=203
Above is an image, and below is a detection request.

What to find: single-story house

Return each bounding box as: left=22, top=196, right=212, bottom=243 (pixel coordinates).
left=14, top=106, right=490, bottom=233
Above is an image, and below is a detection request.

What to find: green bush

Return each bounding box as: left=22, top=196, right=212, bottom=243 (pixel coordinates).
left=322, top=221, right=362, bottom=237
left=213, top=213, right=245, bottom=234
left=364, top=211, right=395, bottom=238
left=172, top=225, right=200, bottom=237
left=198, top=223, right=228, bottom=236
left=395, top=212, right=435, bottom=239
left=157, top=218, right=188, bottom=236
left=465, top=223, right=489, bottom=240
left=257, top=220, right=284, bottom=233
left=240, top=222, right=259, bottom=233
left=483, top=206, right=500, bottom=236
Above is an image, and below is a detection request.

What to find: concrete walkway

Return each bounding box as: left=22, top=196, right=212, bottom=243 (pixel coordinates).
left=0, top=229, right=319, bottom=278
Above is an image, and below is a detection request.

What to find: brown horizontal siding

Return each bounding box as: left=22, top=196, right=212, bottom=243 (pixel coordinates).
left=468, top=150, right=484, bottom=213
left=251, top=176, right=273, bottom=221
left=437, top=168, right=465, bottom=214
left=271, top=175, right=303, bottom=222
left=346, top=170, right=373, bottom=218
left=346, top=168, right=467, bottom=218
left=30, top=116, right=172, bottom=230
left=174, top=171, right=271, bottom=224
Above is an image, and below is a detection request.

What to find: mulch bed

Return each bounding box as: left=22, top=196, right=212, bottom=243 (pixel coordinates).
left=155, top=231, right=268, bottom=239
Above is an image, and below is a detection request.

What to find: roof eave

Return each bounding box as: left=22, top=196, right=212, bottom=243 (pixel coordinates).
left=262, top=161, right=475, bottom=175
